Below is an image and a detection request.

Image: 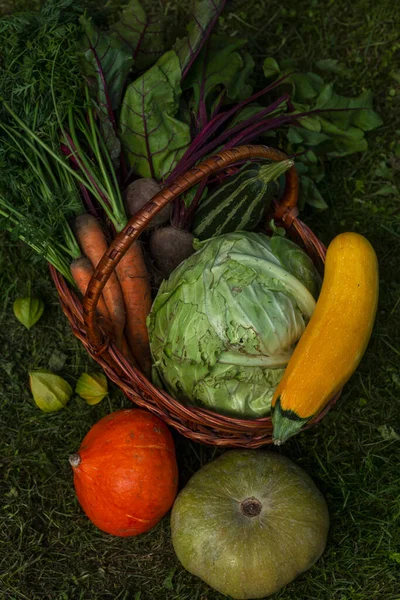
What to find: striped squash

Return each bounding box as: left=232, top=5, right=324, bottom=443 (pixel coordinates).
left=192, top=159, right=293, bottom=241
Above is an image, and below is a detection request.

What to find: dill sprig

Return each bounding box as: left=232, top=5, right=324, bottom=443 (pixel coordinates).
left=0, top=0, right=86, bottom=136
left=0, top=117, right=83, bottom=283
left=0, top=0, right=91, bottom=283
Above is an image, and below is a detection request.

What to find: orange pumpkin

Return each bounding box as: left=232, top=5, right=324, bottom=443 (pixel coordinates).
left=69, top=408, right=178, bottom=536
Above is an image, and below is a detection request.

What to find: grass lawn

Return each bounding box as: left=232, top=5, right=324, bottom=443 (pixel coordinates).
left=1, top=1, right=400, bottom=599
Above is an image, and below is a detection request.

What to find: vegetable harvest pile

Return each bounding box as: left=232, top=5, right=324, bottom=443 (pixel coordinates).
left=1, top=0, right=382, bottom=598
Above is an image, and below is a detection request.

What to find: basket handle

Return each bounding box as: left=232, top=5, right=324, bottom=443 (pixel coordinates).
left=83, top=144, right=299, bottom=351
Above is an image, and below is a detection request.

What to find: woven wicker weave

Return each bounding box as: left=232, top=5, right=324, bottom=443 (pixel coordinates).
left=50, top=145, right=340, bottom=448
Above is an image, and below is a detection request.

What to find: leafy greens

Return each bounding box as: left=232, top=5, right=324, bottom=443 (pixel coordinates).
left=0, top=0, right=383, bottom=280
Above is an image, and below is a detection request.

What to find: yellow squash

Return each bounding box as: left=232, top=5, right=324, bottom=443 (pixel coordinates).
left=272, top=232, right=379, bottom=444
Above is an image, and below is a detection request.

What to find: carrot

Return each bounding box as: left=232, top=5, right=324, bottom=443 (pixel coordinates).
left=75, top=214, right=125, bottom=348
left=70, top=257, right=112, bottom=336
left=116, top=241, right=152, bottom=377
left=120, top=336, right=139, bottom=369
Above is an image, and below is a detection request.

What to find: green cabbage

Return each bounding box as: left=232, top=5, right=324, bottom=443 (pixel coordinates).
left=148, top=232, right=321, bottom=418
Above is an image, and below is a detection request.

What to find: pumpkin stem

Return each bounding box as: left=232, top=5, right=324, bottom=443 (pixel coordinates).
left=69, top=453, right=81, bottom=468
left=240, top=497, right=262, bottom=517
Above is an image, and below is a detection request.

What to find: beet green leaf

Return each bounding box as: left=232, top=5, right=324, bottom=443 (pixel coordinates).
left=183, top=36, right=255, bottom=126
left=80, top=16, right=133, bottom=115
left=174, top=0, right=227, bottom=79
left=80, top=15, right=134, bottom=165
left=110, top=0, right=165, bottom=72
left=119, top=50, right=191, bottom=180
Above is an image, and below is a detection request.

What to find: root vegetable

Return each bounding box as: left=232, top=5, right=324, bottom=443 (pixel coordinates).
left=124, top=178, right=171, bottom=229
left=70, top=256, right=112, bottom=335
left=74, top=214, right=126, bottom=348
left=149, top=226, right=195, bottom=279
left=115, top=241, right=153, bottom=377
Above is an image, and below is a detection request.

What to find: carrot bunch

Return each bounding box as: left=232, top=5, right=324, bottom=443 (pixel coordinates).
left=63, top=99, right=153, bottom=376
left=71, top=216, right=152, bottom=376
left=1, top=94, right=153, bottom=378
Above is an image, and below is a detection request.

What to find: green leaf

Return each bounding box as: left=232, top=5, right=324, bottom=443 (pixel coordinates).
left=373, top=184, right=397, bottom=197
left=13, top=297, right=44, bottom=330
left=348, top=91, right=383, bottom=131
left=119, top=51, right=191, bottom=180
left=110, top=0, right=165, bottom=71
left=318, top=117, right=365, bottom=140
left=314, top=58, right=339, bottom=72
left=299, top=115, right=321, bottom=132
left=378, top=425, right=400, bottom=441
left=174, top=0, right=226, bottom=77
left=287, top=72, right=323, bottom=102
left=354, top=179, right=365, bottom=193
left=288, top=126, right=331, bottom=146
left=328, top=136, right=368, bottom=157
left=315, top=83, right=334, bottom=109
left=266, top=60, right=381, bottom=185
left=263, top=57, right=280, bottom=79
left=80, top=16, right=133, bottom=113
left=184, top=36, right=254, bottom=113
left=307, top=72, right=325, bottom=88
left=75, top=372, right=108, bottom=405
left=300, top=175, right=328, bottom=210
left=287, top=127, right=304, bottom=144
left=293, top=161, right=309, bottom=175
left=305, top=150, right=318, bottom=164
left=315, top=58, right=351, bottom=77
left=228, top=52, right=255, bottom=101
left=316, top=88, right=381, bottom=133
left=373, top=160, right=393, bottom=180
left=316, top=92, right=353, bottom=129
left=80, top=16, right=134, bottom=165
left=163, top=567, right=177, bottom=591
left=389, top=552, right=400, bottom=563
left=29, top=370, right=72, bottom=413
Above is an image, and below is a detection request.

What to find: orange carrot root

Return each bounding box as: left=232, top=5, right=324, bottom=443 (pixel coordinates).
left=70, top=257, right=113, bottom=336
left=75, top=214, right=126, bottom=348
left=116, top=241, right=152, bottom=377
left=120, top=336, right=139, bottom=368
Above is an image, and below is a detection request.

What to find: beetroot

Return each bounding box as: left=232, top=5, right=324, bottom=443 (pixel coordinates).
left=149, top=226, right=195, bottom=279
left=124, top=178, right=171, bottom=228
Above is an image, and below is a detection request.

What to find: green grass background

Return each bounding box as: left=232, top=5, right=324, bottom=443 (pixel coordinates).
left=1, top=1, right=399, bottom=599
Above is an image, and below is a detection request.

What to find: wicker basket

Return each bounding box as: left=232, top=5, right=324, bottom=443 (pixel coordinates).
left=51, top=145, right=340, bottom=448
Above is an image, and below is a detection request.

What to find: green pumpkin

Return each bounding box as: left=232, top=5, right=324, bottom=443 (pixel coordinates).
left=170, top=450, right=329, bottom=600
